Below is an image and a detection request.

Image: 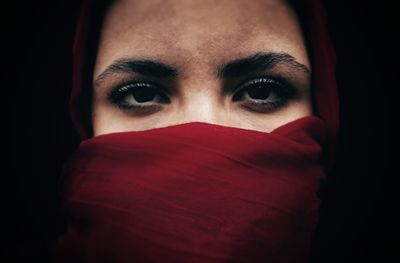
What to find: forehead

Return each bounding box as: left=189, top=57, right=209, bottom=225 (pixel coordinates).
left=95, top=0, right=307, bottom=76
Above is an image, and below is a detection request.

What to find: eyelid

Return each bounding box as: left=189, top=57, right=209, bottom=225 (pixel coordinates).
left=234, top=75, right=295, bottom=98
left=232, top=75, right=298, bottom=102
left=108, top=79, right=169, bottom=102
left=234, top=75, right=288, bottom=92
left=113, top=79, right=168, bottom=93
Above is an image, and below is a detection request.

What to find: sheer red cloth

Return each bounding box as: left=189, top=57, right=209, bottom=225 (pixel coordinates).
left=56, top=116, right=326, bottom=262
left=56, top=0, right=339, bottom=262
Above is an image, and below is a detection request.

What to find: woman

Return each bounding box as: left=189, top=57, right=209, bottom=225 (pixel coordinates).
left=55, top=0, right=338, bottom=262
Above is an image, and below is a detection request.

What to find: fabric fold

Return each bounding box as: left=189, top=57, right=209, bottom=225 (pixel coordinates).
left=56, top=116, right=326, bottom=263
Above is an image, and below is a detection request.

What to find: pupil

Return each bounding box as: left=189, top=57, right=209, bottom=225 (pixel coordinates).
left=247, top=84, right=270, bottom=100
left=133, top=88, right=155, bottom=102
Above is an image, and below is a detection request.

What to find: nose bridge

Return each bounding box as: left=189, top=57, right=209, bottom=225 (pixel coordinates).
left=179, top=83, right=224, bottom=124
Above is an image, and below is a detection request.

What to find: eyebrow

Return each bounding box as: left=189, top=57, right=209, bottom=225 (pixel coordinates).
left=217, top=52, right=310, bottom=78
left=94, top=52, right=310, bottom=86
left=95, top=59, right=178, bottom=85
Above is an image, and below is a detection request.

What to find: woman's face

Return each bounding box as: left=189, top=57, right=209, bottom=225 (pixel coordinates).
left=92, top=0, right=312, bottom=136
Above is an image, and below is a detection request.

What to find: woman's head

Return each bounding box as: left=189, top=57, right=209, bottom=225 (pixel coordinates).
left=57, top=1, right=339, bottom=261
left=72, top=0, right=338, bottom=160
left=90, top=0, right=313, bottom=136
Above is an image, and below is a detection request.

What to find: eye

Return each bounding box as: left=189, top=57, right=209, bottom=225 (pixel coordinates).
left=109, top=82, right=170, bottom=111
left=232, top=77, right=297, bottom=113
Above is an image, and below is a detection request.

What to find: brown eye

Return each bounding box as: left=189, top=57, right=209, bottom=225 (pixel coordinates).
left=109, top=82, right=170, bottom=110
left=246, top=84, right=271, bottom=100
left=232, top=77, right=297, bottom=113
left=130, top=87, right=157, bottom=102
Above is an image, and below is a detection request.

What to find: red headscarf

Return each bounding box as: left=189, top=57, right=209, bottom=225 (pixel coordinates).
left=56, top=0, right=339, bottom=262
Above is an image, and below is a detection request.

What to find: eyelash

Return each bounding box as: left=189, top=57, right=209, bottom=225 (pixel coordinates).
left=107, top=76, right=297, bottom=114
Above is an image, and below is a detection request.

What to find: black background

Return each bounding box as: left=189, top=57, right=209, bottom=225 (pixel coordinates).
left=3, top=1, right=398, bottom=262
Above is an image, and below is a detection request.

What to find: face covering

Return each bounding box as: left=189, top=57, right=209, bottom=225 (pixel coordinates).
left=56, top=0, right=339, bottom=262
left=56, top=116, right=326, bottom=263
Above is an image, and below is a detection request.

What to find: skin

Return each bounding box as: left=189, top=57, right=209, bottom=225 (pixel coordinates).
left=92, top=0, right=312, bottom=136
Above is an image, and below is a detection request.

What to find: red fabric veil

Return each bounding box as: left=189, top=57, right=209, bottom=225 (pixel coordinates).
left=56, top=0, right=339, bottom=262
